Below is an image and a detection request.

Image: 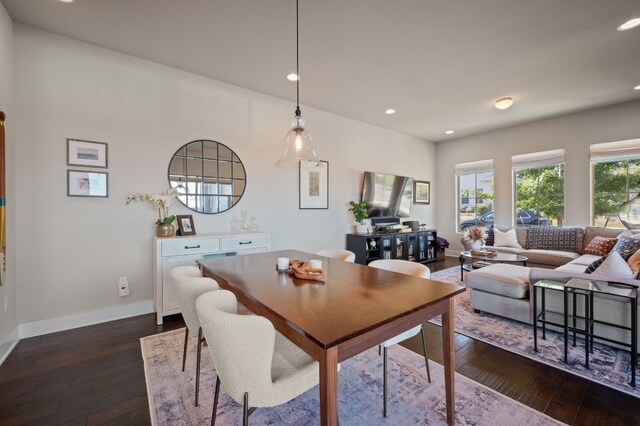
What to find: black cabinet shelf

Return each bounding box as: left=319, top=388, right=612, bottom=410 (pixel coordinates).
left=346, top=229, right=438, bottom=265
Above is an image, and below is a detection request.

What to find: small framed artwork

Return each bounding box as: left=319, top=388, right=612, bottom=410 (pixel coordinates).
left=299, top=160, right=329, bottom=209
left=177, top=215, right=196, bottom=236
left=413, top=180, right=430, bottom=204
left=67, top=138, right=108, bottom=168
left=67, top=170, right=108, bottom=197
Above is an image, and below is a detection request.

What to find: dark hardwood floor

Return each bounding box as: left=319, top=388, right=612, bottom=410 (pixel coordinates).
left=0, top=255, right=637, bottom=425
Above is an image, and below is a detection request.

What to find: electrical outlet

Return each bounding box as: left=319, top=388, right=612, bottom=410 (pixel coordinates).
left=119, top=277, right=130, bottom=297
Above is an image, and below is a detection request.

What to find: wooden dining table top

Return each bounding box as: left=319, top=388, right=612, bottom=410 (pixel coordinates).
left=197, top=249, right=465, bottom=350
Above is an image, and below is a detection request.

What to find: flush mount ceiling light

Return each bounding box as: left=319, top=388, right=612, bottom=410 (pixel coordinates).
left=286, top=73, right=299, bottom=81
left=275, top=0, right=318, bottom=168
left=617, top=18, right=640, bottom=31
left=385, top=109, right=396, bottom=115
left=634, top=85, right=640, bottom=91
left=445, top=130, right=454, bottom=135
left=59, top=0, right=74, bottom=3
left=495, top=96, right=514, bottom=110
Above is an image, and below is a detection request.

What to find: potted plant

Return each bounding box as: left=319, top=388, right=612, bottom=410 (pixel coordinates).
left=462, top=225, right=486, bottom=250
left=348, top=201, right=370, bottom=234
left=126, top=188, right=178, bottom=237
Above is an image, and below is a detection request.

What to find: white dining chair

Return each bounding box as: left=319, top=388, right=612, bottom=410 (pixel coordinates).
left=196, top=290, right=321, bottom=426
left=316, top=248, right=356, bottom=262
left=367, top=259, right=432, bottom=417
left=170, top=266, right=219, bottom=407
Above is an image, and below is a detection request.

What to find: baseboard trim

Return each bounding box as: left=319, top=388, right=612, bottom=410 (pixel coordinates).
left=0, top=326, right=19, bottom=366
left=18, top=300, right=155, bottom=339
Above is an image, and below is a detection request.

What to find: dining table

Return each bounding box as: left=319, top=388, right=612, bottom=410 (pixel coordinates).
left=197, top=249, right=465, bottom=425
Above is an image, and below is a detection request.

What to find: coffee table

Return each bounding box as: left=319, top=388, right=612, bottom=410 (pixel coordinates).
left=459, top=250, right=528, bottom=281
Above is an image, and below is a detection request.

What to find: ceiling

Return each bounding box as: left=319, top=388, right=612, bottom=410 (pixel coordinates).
left=2, top=0, right=640, bottom=142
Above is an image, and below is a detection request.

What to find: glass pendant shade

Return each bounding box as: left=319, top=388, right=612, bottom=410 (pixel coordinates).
left=274, top=114, right=318, bottom=168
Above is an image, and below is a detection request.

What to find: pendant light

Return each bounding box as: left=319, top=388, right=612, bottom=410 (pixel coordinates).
left=275, top=0, right=319, bottom=168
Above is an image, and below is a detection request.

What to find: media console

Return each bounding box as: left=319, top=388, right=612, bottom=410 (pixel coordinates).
left=346, top=229, right=438, bottom=265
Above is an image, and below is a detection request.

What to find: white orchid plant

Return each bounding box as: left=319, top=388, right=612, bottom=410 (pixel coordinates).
left=126, top=188, right=179, bottom=225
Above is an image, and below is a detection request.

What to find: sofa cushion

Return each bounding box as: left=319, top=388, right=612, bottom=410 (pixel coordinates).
left=520, top=249, right=580, bottom=266
left=465, top=264, right=530, bottom=299
left=616, top=230, right=640, bottom=240
left=582, top=235, right=617, bottom=256
left=611, top=235, right=640, bottom=257
left=555, top=263, right=592, bottom=274
left=526, top=226, right=580, bottom=252
left=567, top=254, right=602, bottom=266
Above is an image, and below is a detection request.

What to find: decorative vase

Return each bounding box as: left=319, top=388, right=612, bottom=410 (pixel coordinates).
left=470, top=240, right=483, bottom=250
left=156, top=223, right=175, bottom=238
left=355, top=224, right=370, bottom=235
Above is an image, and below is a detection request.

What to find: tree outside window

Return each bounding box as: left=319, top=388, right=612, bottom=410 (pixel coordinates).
left=457, top=171, right=494, bottom=231
left=593, top=159, right=640, bottom=228
left=514, top=163, right=564, bottom=226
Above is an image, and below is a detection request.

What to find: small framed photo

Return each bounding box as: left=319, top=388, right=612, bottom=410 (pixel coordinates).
left=177, top=215, right=196, bottom=236
left=413, top=180, right=430, bottom=204
left=299, top=160, right=329, bottom=209
left=67, top=138, right=108, bottom=168
left=67, top=170, right=108, bottom=197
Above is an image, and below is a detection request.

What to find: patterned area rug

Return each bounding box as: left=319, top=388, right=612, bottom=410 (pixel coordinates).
left=430, top=266, right=639, bottom=398
left=141, top=329, right=562, bottom=425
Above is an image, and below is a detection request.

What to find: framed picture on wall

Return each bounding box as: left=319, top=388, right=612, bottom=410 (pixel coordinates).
left=67, top=138, right=108, bottom=168
left=177, top=215, right=196, bottom=236
left=67, top=170, right=108, bottom=197
left=413, top=180, right=430, bottom=204
left=299, top=160, right=329, bottom=209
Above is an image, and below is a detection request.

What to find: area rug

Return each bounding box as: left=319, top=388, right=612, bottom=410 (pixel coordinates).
left=141, top=329, right=562, bottom=425
left=430, top=266, right=639, bottom=398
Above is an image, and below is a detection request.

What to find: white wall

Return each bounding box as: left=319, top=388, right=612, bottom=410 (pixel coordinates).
left=13, top=25, right=436, bottom=325
left=436, top=99, right=640, bottom=252
left=0, top=1, right=16, bottom=349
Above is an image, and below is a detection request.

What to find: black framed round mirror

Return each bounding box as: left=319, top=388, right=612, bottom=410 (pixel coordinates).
left=168, top=139, right=247, bottom=214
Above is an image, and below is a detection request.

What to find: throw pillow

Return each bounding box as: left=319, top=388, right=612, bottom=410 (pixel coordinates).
left=485, top=225, right=495, bottom=246
left=526, top=226, right=580, bottom=252
left=493, top=227, right=522, bottom=248
left=584, top=256, right=606, bottom=274
left=627, top=249, right=640, bottom=274
left=582, top=236, right=617, bottom=256
left=616, top=230, right=640, bottom=240
left=590, top=251, right=637, bottom=280
left=611, top=235, right=640, bottom=257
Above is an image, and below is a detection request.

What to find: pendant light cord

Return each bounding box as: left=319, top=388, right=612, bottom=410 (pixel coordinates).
left=295, top=0, right=301, bottom=116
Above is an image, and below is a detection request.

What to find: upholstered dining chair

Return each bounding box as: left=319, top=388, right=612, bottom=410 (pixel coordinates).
left=196, top=289, right=322, bottom=426
left=316, top=248, right=356, bottom=262
left=169, top=266, right=219, bottom=407
left=367, top=259, right=432, bottom=417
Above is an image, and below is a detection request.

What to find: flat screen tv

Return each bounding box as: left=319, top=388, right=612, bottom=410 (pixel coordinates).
left=361, top=171, right=413, bottom=218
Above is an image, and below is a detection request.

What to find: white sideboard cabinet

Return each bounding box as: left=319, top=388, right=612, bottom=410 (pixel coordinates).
left=152, top=232, right=269, bottom=324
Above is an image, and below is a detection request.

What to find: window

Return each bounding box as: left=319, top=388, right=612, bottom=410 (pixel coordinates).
left=512, top=149, right=565, bottom=226
left=455, top=160, right=494, bottom=232
left=591, top=138, right=640, bottom=228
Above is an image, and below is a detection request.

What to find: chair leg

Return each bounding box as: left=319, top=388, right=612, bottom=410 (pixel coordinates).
left=181, top=328, right=189, bottom=372
left=420, top=327, right=432, bottom=383
left=196, top=327, right=203, bottom=406
left=243, top=392, right=249, bottom=426
left=383, top=346, right=388, bottom=418
left=211, top=376, right=220, bottom=426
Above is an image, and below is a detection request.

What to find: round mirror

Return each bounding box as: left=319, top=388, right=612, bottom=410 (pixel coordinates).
left=168, top=139, right=247, bottom=214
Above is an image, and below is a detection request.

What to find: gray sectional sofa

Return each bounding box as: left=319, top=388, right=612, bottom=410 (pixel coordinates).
left=464, top=226, right=640, bottom=352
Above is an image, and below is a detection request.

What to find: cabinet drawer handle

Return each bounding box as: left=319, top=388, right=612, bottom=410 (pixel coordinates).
left=239, top=241, right=252, bottom=245
left=184, top=245, right=201, bottom=249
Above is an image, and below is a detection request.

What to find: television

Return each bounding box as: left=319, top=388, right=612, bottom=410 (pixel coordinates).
left=361, top=171, right=413, bottom=218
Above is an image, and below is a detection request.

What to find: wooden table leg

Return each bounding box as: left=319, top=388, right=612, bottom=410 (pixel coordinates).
left=319, top=346, right=338, bottom=426
left=441, top=298, right=456, bottom=425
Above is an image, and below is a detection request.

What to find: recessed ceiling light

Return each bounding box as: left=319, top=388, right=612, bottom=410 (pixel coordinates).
left=385, top=109, right=396, bottom=115
left=495, top=96, right=514, bottom=110
left=445, top=130, right=454, bottom=135
left=634, top=85, right=640, bottom=90
left=59, top=0, right=74, bottom=3
left=286, top=73, right=299, bottom=81
left=617, top=18, right=640, bottom=31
